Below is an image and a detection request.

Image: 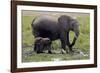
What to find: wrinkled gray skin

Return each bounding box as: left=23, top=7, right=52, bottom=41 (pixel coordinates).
left=32, top=15, right=79, bottom=54
left=34, top=37, right=52, bottom=54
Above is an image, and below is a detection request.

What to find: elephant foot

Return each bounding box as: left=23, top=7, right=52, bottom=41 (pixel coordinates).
left=48, top=51, right=52, bottom=54
left=68, top=49, right=75, bottom=55
left=68, top=46, right=74, bottom=54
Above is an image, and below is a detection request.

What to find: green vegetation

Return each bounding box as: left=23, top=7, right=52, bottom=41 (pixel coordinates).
left=22, top=53, right=89, bottom=62
left=22, top=14, right=90, bottom=62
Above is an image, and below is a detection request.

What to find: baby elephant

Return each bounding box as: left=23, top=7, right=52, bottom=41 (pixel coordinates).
left=34, top=37, right=52, bottom=54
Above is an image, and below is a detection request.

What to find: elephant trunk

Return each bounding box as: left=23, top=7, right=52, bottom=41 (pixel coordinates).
left=70, top=29, right=79, bottom=47
left=69, top=17, right=79, bottom=48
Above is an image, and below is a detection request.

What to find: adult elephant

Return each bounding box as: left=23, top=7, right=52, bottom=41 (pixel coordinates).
left=31, top=15, right=79, bottom=54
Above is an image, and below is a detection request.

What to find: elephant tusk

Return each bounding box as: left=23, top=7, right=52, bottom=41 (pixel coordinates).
left=61, top=49, right=66, bottom=54
left=74, top=33, right=78, bottom=39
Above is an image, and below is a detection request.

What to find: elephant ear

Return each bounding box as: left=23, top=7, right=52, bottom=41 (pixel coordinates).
left=58, top=15, right=70, bottom=31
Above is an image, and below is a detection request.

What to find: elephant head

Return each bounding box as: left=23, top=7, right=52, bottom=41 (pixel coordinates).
left=58, top=15, right=79, bottom=48
left=34, top=37, right=52, bottom=54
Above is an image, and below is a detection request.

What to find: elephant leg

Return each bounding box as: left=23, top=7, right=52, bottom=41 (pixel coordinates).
left=60, top=32, right=68, bottom=54
left=36, top=45, right=44, bottom=53
left=48, top=50, right=52, bottom=54
left=46, top=45, right=52, bottom=54
left=60, top=40, right=67, bottom=54
left=37, top=43, right=44, bottom=54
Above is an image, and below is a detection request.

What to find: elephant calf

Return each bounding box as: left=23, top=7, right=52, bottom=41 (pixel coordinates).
left=34, top=37, right=52, bottom=54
